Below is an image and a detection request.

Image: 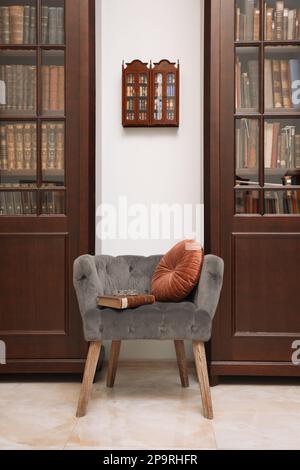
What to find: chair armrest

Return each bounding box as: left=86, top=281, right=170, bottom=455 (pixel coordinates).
left=193, top=255, right=224, bottom=320
left=73, top=255, right=104, bottom=317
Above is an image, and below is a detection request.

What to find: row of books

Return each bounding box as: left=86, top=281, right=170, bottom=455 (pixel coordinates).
left=0, top=65, right=36, bottom=113
left=41, top=6, right=64, bottom=44
left=236, top=119, right=259, bottom=169
left=236, top=58, right=259, bottom=110
left=265, top=123, right=300, bottom=169
left=265, top=1, right=300, bottom=41
left=265, top=190, right=300, bottom=214
left=0, top=190, right=65, bottom=215
left=0, top=123, right=64, bottom=172
left=265, top=59, right=300, bottom=110
left=0, top=5, right=36, bottom=45
left=42, top=65, right=64, bottom=113
left=236, top=190, right=259, bottom=213
left=0, top=124, right=36, bottom=171
left=236, top=0, right=260, bottom=41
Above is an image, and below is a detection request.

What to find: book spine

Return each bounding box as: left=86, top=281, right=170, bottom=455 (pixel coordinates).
left=29, top=7, right=36, bottom=45
left=253, top=8, right=260, bottom=41
left=42, top=65, right=50, bottom=113
left=31, top=124, right=37, bottom=170
left=11, top=65, right=17, bottom=111
left=56, top=7, right=64, bottom=44
left=16, top=64, right=24, bottom=111
left=248, top=60, right=259, bottom=110
left=47, top=123, right=56, bottom=169
left=41, top=123, right=48, bottom=169
left=283, top=8, right=289, bottom=40
left=58, top=66, right=65, bottom=112
left=6, top=124, right=15, bottom=170
left=23, top=5, right=30, bottom=44
left=245, top=0, right=255, bottom=41
left=5, top=65, right=12, bottom=111
left=49, top=66, right=58, bottom=111
left=295, top=135, right=300, bottom=168
left=41, top=6, right=49, bottom=44
left=9, top=6, right=24, bottom=44
left=266, top=8, right=273, bottom=40
left=28, top=66, right=36, bottom=112
left=1, top=7, right=10, bottom=44
left=48, top=8, right=57, bottom=44
left=0, top=125, right=8, bottom=170
left=272, top=60, right=283, bottom=108
left=22, top=65, right=28, bottom=111
left=0, top=65, right=4, bottom=110
left=23, top=124, right=32, bottom=170
left=236, top=7, right=240, bottom=41
left=275, top=1, right=284, bottom=40
left=55, top=123, right=64, bottom=170
left=15, top=124, right=24, bottom=170
left=280, top=60, right=292, bottom=109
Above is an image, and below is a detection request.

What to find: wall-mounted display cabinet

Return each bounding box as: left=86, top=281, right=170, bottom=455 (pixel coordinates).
left=122, top=59, right=180, bottom=127
left=206, top=0, right=300, bottom=381
left=0, top=0, right=95, bottom=373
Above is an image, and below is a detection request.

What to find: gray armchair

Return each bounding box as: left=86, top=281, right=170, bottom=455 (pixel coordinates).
left=73, top=254, right=224, bottom=419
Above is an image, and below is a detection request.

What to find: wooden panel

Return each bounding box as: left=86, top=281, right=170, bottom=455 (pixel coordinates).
left=0, top=234, right=67, bottom=334
left=233, top=233, right=300, bottom=336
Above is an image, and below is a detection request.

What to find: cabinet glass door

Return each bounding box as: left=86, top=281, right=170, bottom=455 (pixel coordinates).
left=153, top=72, right=163, bottom=122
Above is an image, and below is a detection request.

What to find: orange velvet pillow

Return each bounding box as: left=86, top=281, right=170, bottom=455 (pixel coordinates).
left=151, top=240, right=204, bottom=302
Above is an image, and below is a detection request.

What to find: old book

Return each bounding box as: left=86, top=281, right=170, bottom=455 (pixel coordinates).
left=0, top=64, right=5, bottom=110
left=28, top=66, right=36, bottom=112
left=275, top=1, right=284, bottom=40
left=49, top=66, right=58, bottom=111
left=245, top=0, right=255, bottom=41
left=55, top=123, right=64, bottom=170
left=6, top=124, right=15, bottom=170
left=16, top=65, right=24, bottom=111
left=58, top=66, right=64, bottom=112
left=236, top=7, right=241, bottom=41
left=23, top=5, right=30, bottom=44
left=48, top=7, right=57, bottom=44
left=21, top=191, right=31, bottom=215
left=5, top=65, right=13, bottom=111
left=15, top=124, right=24, bottom=170
left=264, top=59, right=273, bottom=110
left=266, top=8, right=274, bottom=40
left=22, top=65, right=28, bottom=111
left=47, top=123, right=56, bottom=169
left=56, top=7, right=64, bottom=44
left=283, top=8, right=289, bottom=40
left=0, top=6, right=10, bottom=44
left=280, top=60, right=292, bottom=109
left=0, top=126, right=8, bottom=170
left=271, top=122, right=280, bottom=169
left=31, top=124, right=36, bottom=169
left=295, top=135, right=300, bottom=168
left=5, top=192, right=14, bottom=215
left=264, top=122, right=273, bottom=168
left=13, top=192, right=22, bottom=215
left=29, top=7, right=36, bottom=44
left=97, top=294, right=156, bottom=310
left=253, top=8, right=260, bottom=40
left=272, top=60, right=283, bottom=109
left=248, top=60, right=259, bottom=109
left=9, top=6, right=24, bottom=44
left=11, top=65, right=18, bottom=111
left=248, top=120, right=258, bottom=168
left=23, top=124, right=32, bottom=170
left=235, top=58, right=241, bottom=110
left=41, top=123, right=48, bottom=169
left=41, top=5, right=49, bottom=44
left=0, top=192, right=6, bottom=215
left=288, top=9, right=296, bottom=40
left=242, top=73, right=251, bottom=109
left=42, top=66, right=50, bottom=113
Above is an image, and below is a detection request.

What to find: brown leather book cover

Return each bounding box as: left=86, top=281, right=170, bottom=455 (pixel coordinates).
left=280, top=60, right=291, bottom=109
left=9, top=6, right=24, bottom=44
left=42, top=66, right=50, bottom=113
left=253, top=9, right=260, bottom=41
left=97, top=294, right=156, bottom=310
left=272, top=60, right=283, bottom=109
left=57, top=66, right=65, bottom=113
left=271, top=122, right=280, bottom=169
left=6, top=124, right=15, bottom=170
left=49, top=66, right=58, bottom=111
left=266, top=8, right=274, bottom=40
left=55, top=123, right=64, bottom=170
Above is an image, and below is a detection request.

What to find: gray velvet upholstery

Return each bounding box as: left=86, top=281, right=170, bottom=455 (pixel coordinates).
left=73, top=254, right=224, bottom=342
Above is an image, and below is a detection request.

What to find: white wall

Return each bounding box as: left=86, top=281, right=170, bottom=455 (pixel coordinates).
left=96, top=0, right=204, bottom=360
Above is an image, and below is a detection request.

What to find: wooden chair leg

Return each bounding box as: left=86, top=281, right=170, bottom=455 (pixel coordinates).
left=193, top=341, right=214, bottom=420
left=174, top=340, right=189, bottom=388
left=107, top=340, right=121, bottom=388
left=76, top=341, right=102, bottom=418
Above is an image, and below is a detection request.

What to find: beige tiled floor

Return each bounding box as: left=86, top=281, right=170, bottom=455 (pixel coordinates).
left=0, top=363, right=300, bottom=450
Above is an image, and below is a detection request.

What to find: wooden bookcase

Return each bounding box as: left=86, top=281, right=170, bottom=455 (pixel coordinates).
left=0, top=0, right=95, bottom=373
left=122, top=59, right=179, bottom=127
left=205, top=0, right=300, bottom=381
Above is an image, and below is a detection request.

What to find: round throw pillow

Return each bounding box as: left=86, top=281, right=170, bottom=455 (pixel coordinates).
left=151, top=240, right=204, bottom=302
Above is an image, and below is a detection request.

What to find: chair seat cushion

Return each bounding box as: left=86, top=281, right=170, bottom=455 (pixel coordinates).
left=151, top=240, right=204, bottom=302
left=82, top=301, right=212, bottom=342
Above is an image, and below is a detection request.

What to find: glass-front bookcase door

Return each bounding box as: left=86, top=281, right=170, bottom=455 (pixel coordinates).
left=122, top=60, right=150, bottom=127
left=151, top=60, right=179, bottom=127
left=0, top=0, right=65, bottom=216
left=235, top=0, right=300, bottom=215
